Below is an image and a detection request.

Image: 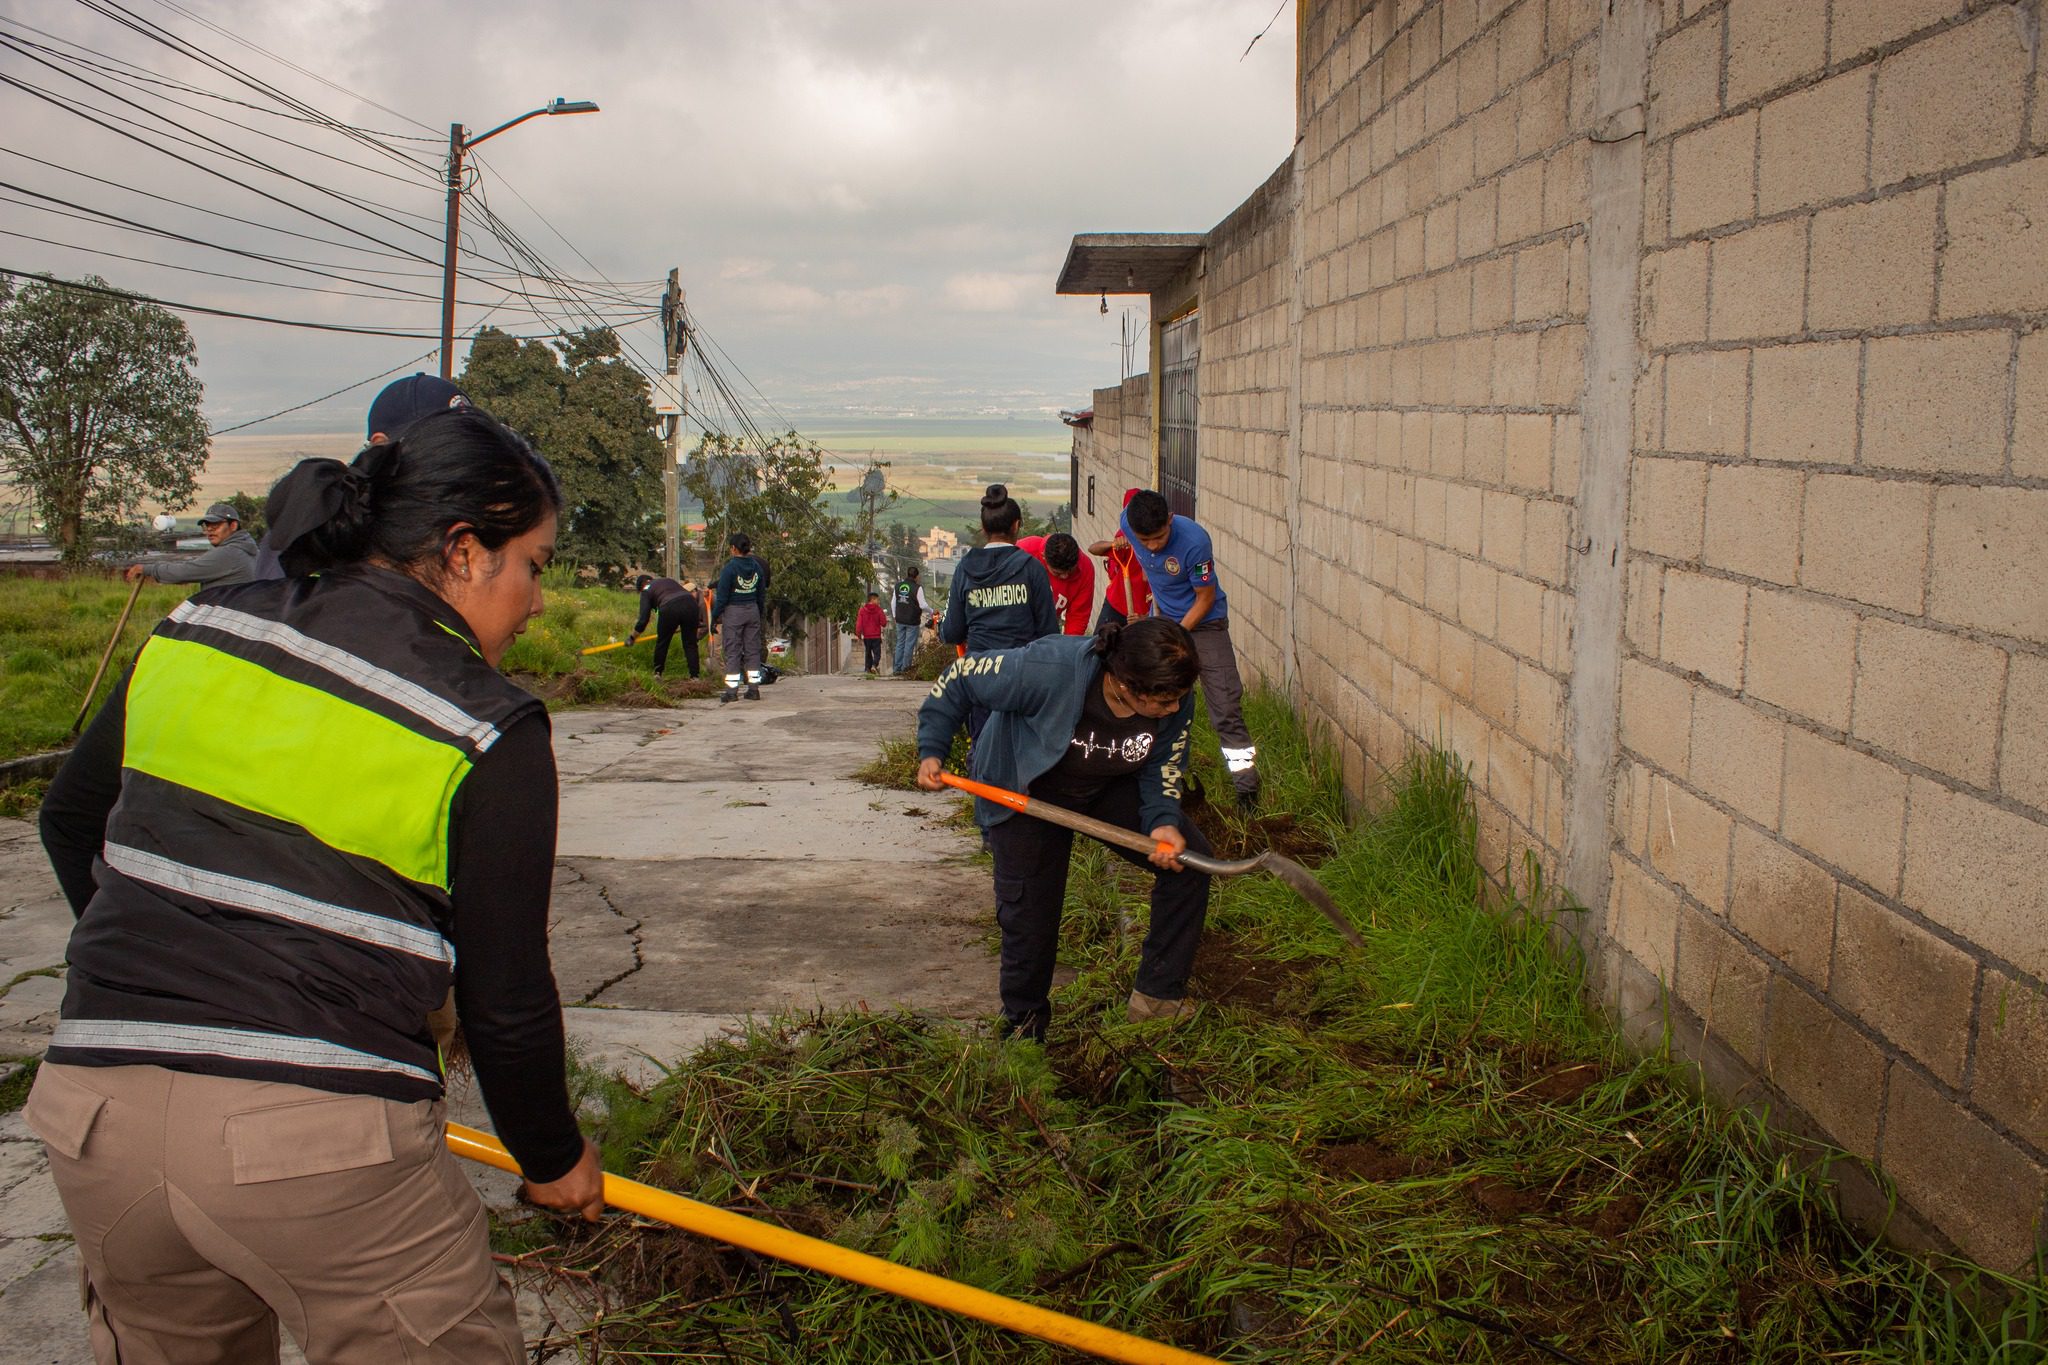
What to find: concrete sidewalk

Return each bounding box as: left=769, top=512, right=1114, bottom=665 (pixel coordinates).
left=0, top=671, right=990, bottom=1362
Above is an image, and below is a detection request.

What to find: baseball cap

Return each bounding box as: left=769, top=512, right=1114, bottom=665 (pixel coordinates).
left=366, top=373, right=469, bottom=440
left=196, top=502, right=240, bottom=525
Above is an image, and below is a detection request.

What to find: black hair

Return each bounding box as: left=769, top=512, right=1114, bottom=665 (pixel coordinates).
left=907, top=566, right=919, bottom=579
left=266, top=406, right=560, bottom=581
left=979, top=483, right=1022, bottom=538
left=867, top=591, right=880, bottom=599
left=634, top=574, right=653, bottom=591
left=1125, top=489, right=1171, bottom=537
left=1093, top=615, right=1199, bottom=698
left=729, top=531, right=752, bottom=554
left=1043, top=532, right=1080, bottom=573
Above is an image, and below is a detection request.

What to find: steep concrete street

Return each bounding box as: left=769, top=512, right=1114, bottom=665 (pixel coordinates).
left=0, top=672, right=990, bottom=1363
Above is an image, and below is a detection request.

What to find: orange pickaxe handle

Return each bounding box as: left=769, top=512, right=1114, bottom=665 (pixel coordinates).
left=939, top=771, right=1177, bottom=861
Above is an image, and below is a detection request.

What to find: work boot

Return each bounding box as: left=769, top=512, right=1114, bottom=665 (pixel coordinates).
left=744, top=685, right=762, bottom=701
left=1127, top=990, right=1190, bottom=1025
left=719, top=687, right=739, bottom=705
left=1235, top=782, right=1262, bottom=812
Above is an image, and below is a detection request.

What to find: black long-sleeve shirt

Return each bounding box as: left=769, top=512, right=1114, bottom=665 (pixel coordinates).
left=633, top=577, right=700, bottom=636
left=40, top=673, right=584, bottom=1182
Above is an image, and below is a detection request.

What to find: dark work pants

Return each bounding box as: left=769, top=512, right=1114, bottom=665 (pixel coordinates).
left=652, top=602, right=701, bottom=677
left=1190, top=618, right=1259, bottom=796
left=862, top=637, right=882, bottom=670
left=983, top=778, right=1211, bottom=1039
left=1095, top=603, right=1127, bottom=630
left=720, top=602, right=764, bottom=686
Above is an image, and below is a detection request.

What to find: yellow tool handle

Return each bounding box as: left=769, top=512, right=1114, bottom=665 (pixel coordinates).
left=578, top=632, right=659, bottom=656
left=445, top=1122, right=1217, bottom=1365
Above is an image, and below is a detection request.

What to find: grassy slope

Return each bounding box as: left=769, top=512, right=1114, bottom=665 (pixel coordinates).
left=0, top=576, right=189, bottom=763
left=497, top=692, right=2046, bottom=1363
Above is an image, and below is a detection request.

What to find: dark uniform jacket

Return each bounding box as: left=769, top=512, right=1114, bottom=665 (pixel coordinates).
left=712, top=554, right=770, bottom=624
left=939, top=543, right=1056, bottom=653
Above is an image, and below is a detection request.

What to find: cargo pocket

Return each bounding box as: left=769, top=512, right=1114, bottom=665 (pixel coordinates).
left=383, top=1207, right=516, bottom=1362
left=22, top=1064, right=107, bottom=1161
left=223, top=1093, right=393, bottom=1184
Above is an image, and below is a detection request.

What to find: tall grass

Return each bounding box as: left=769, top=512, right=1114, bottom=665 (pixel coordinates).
left=0, top=575, right=188, bottom=762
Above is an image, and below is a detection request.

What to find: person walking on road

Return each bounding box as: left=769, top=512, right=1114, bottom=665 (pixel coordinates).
left=30, top=405, right=603, bottom=1364
left=126, top=503, right=258, bottom=589
left=855, top=592, right=886, bottom=674
left=1119, top=489, right=1262, bottom=808
left=1086, top=488, right=1154, bottom=629
left=713, top=531, right=771, bottom=703
left=941, top=485, right=1058, bottom=742
left=1018, top=531, right=1096, bottom=635
left=890, top=567, right=929, bottom=674
left=916, top=617, right=1212, bottom=1041
left=633, top=573, right=705, bottom=678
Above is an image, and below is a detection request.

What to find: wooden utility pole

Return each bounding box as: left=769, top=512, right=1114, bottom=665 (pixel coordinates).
left=660, top=268, right=688, bottom=578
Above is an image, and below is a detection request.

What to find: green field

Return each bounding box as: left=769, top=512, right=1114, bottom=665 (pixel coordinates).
left=0, top=575, right=190, bottom=764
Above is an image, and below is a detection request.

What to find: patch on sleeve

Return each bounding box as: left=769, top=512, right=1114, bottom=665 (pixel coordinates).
left=1188, top=559, right=1215, bottom=586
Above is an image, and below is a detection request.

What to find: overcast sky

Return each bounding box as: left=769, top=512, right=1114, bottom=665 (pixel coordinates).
left=0, top=0, right=1297, bottom=435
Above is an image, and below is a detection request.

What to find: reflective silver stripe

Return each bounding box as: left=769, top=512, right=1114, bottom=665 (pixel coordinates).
left=52, top=1019, right=439, bottom=1084
left=105, top=842, right=454, bottom=967
left=1221, top=746, right=1259, bottom=773
left=170, top=601, right=500, bottom=751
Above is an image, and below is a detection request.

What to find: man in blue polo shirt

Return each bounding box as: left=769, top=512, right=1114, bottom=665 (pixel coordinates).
left=1119, top=489, right=1259, bottom=806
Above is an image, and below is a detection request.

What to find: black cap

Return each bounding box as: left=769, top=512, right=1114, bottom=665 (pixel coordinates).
left=366, top=373, right=468, bottom=440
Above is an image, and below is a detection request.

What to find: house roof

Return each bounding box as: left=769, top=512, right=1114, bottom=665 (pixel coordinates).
left=1054, top=233, right=1205, bottom=295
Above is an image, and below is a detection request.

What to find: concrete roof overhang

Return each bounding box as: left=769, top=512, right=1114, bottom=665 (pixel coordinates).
left=1054, top=234, right=1205, bottom=295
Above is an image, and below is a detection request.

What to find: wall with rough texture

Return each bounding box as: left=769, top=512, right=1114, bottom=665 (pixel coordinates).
left=1061, top=0, right=2047, bottom=1269
left=1070, top=375, right=1154, bottom=595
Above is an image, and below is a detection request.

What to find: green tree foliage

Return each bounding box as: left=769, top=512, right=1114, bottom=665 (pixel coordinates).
left=0, top=275, right=208, bottom=563
left=877, top=519, right=924, bottom=584
left=684, top=430, right=867, bottom=638
left=457, top=326, right=661, bottom=582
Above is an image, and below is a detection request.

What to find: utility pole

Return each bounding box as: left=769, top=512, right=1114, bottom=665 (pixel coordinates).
left=660, top=269, right=688, bottom=578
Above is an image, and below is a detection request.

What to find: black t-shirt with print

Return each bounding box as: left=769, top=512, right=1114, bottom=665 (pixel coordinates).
left=1030, top=672, right=1164, bottom=804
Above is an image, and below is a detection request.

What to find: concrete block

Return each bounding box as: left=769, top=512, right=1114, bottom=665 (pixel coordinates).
left=1664, top=348, right=1749, bottom=456
left=1882, top=1065, right=2048, bottom=1273
left=1660, top=568, right=1748, bottom=689
left=1902, top=775, right=2048, bottom=981
left=1942, top=155, right=2048, bottom=320
left=1622, top=656, right=1694, bottom=774
left=1500, top=570, right=1546, bottom=661
left=1852, top=618, right=2007, bottom=787
left=1725, top=0, right=1827, bottom=107
left=1534, top=324, right=1584, bottom=409
left=1871, top=7, right=2031, bottom=188
left=1783, top=727, right=1908, bottom=894
left=2001, top=653, right=2048, bottom=811
left=1830, top=0, right=1962, bottom=60
left=1764, top=978, right=1886, bottom=1159
left=1671, top=112, right=1758, bottom=238
left=1929, top=486, right=2048, bottom=645
left=1648, top=12, right=1723, bottom=140
left=1631, top=456, right=1706, bottom=559
left=1674, top=901, right=1771, bottom=1064
left=1703, top=464, right=1802, bottom=585
left=1504, top=413, right=1553, bottom=491
left=1729, top=823, right=1836, bottom=985
left=1973, top=969, right=2048, bottom=1153
left=1648, top=773, right=1734, bottom=910
left=1831, top=885, right=1975, bottom=1085
left=1611, top=851, right=1680, bottom=980
left=2018, top=333, right=2048, bottom=480
left=1691, top=687, right=1787, bottom=828
left=1709, top=218, right=1807, bottom=341
left=1808, top=188, right=1937, bottom=331
left=1750, top=341, right=1860, bottom=466
left=1480, top=490, right=1523, bottom=569
left=1800, top=474, right=1931, bottom=615
left=1522, top=498, right=1571, bottom=585
left=1759, top=69, right=1871, bottom=215
left=1745, top=588, right=1859, bottom=731
left=1862, top=331, right=2011, bottom=476
left=1513, top=239, right=1568, bottom=323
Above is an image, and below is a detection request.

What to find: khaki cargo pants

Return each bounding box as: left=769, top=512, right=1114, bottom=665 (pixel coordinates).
left=24, top=1063, right=522, bottom=1365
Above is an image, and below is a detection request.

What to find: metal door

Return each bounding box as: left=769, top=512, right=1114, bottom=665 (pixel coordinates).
left=1158, top=310, right=1199, bottom=519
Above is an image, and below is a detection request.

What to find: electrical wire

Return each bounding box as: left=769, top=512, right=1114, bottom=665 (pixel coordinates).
left=208, top=346, right=437, bottom=435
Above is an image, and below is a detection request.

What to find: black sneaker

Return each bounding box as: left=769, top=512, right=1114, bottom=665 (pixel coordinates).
left=719, top=687, right=738, bottom=704
left=744, top=685, right=762, bottom=700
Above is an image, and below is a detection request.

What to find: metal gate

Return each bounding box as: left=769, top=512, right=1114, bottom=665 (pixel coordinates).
left=1158, top=310, right=1199, bottom=519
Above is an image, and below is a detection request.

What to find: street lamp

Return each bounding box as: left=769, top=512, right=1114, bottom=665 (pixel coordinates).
left=439, top=98, right=601, bottom=378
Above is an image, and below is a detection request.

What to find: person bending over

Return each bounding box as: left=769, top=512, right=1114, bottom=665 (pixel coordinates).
left=1018, top=530, right=1096, bottom=635
left=915, top=617, right=1212, bottom=1041
left=633, top=573, right=705, bottom=678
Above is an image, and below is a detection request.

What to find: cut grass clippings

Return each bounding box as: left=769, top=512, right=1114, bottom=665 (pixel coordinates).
left=494, top=690, right=2048, bottom=1363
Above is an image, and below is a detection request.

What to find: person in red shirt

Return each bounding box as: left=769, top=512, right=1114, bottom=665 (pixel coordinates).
left=1087, top=488, right=1155, bottom=627
left=1017, top=531, right=1097, bottom=635
left=854, top=592, right=887, bottom=674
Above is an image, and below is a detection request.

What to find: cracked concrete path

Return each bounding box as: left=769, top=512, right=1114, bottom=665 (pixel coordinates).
left=0, top=671, right=992, bottom=1362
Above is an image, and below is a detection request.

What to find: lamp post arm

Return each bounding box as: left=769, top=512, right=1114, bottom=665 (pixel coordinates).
left=463, top=106, right=552, bottom=151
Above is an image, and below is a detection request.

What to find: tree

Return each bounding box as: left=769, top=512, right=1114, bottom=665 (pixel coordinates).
left=683, top=430, right=867, bottom=638
left=0, top=274, right=208, bottom=563
left=458, top=326, right=662, bottom=581
left=878, top=519, right=924, bottom=585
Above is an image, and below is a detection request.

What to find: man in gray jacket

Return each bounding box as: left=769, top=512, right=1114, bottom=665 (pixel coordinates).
left=127, top=503, right=257, bottom=589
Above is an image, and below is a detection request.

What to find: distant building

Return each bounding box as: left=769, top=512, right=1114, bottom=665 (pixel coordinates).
left=919, top=527, right=959, bottom=561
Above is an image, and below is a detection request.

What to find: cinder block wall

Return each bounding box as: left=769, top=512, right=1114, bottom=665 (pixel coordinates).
left=1621, top=0, right=2048, bottom=1268
left=1072, top=375, right=1156, bottom=600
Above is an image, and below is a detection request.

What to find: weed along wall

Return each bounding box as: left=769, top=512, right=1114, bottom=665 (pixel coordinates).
left=1062, top=0, right=2048, bottom=1271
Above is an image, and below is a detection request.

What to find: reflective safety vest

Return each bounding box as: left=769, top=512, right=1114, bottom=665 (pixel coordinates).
left=49, top=567, right=545, bottom=1103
